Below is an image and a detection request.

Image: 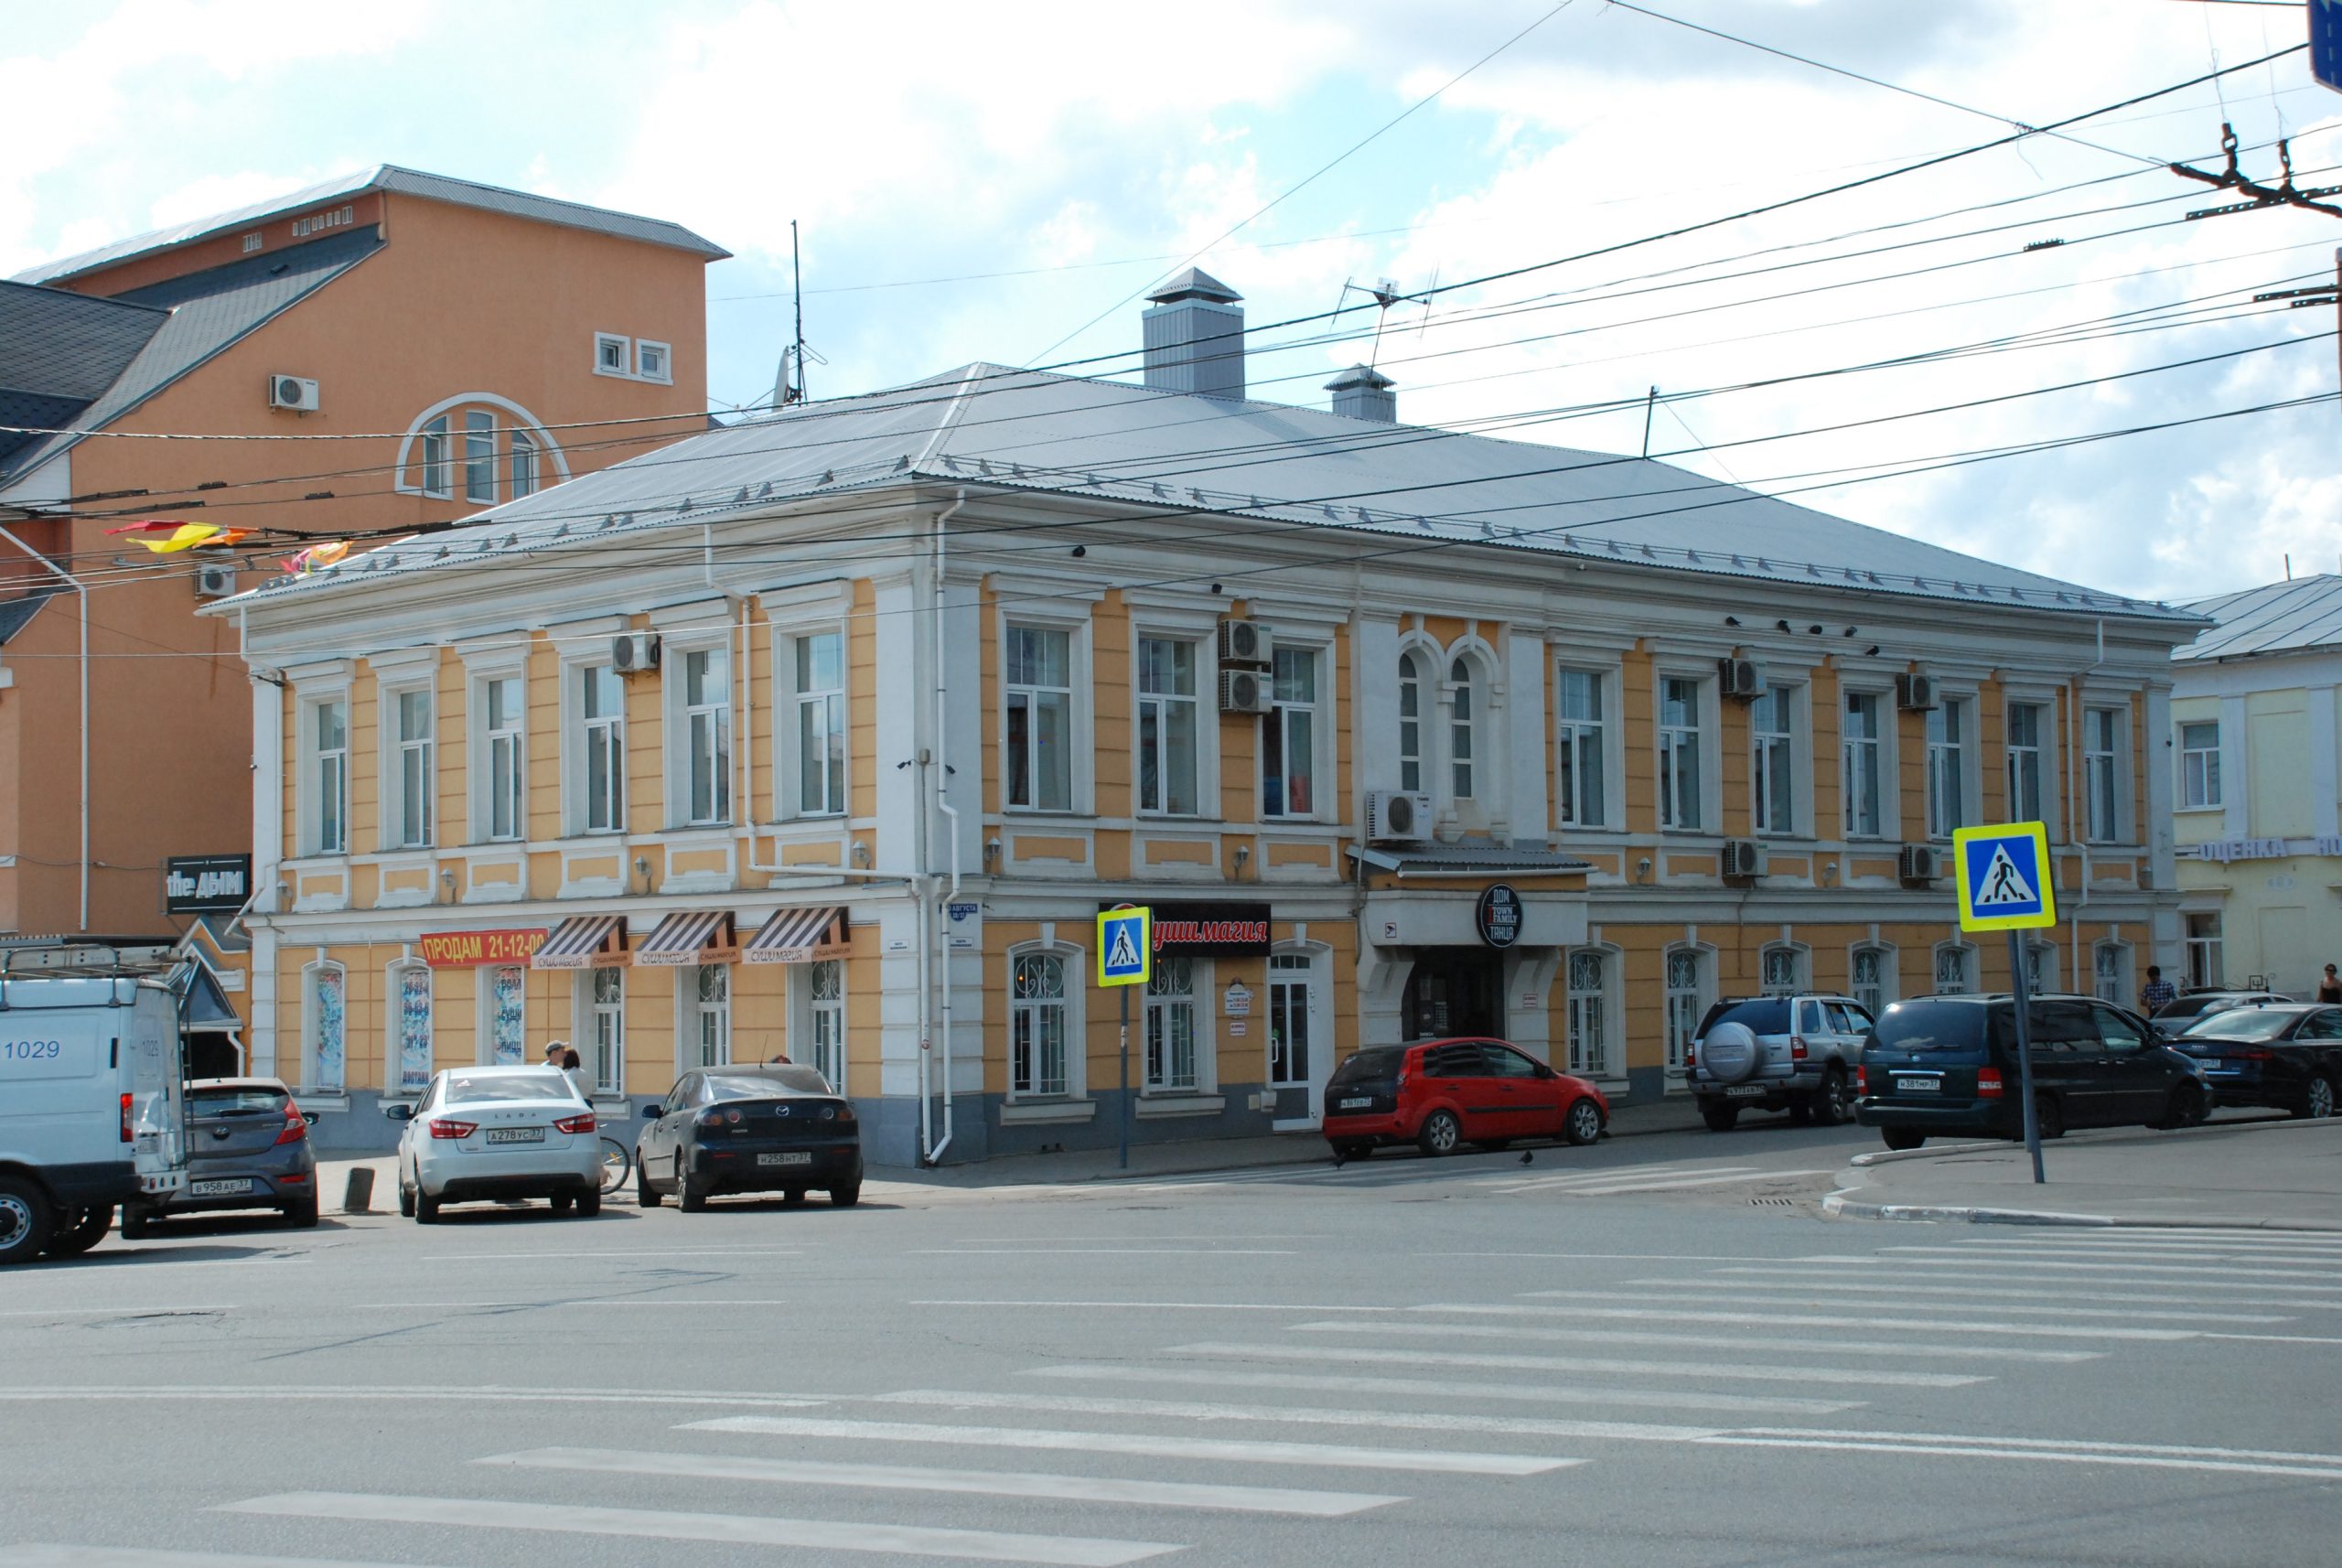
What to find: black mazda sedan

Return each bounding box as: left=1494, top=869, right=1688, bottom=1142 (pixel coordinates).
left=636, top=1065, right=863, bottom=1209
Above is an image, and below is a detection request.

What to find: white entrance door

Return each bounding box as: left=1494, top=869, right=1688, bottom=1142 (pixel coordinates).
left=1268, top=951, right=1325, bottom=1123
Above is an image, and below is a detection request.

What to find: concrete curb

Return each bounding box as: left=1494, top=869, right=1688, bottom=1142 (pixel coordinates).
left=1821, top=1188, right=2342, bottom=1231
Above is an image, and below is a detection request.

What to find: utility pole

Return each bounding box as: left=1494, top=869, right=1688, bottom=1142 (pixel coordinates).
left=1641, top=386, right=1659, bottom=457
left=790, top=219, right=807, bottom=406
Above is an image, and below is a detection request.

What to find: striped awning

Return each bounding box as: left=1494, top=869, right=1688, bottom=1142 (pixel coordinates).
left=742, top=906, right=849, bottom=965
left=635, top=909, right=736, bottom=967
left=531, top=915, right=628, bottom=971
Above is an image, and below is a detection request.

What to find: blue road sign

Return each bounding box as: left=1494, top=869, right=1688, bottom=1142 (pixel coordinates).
left=2316, top=0, right=2342, bottom=96
left=1951, top=822, right=2057, bottom=932
left=1097, top=907, right=1152, bottom=987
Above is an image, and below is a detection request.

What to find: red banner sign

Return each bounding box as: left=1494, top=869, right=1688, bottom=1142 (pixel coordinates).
left=419, top=929, right=547, bottom=968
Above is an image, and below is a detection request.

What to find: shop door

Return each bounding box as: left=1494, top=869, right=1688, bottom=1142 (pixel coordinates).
left=1404, top=950, right=1504, bottom=1042
left=1268, top=951, right=1325, bottom=1120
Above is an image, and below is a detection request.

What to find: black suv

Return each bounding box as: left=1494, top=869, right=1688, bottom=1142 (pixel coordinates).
left=1857, top=993, right=2213, bottom=1151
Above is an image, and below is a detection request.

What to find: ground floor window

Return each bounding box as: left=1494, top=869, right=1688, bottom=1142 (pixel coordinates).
left=2094, top=941, right=2129, bottom=1004
left=2186, top=913, right=2223, bottom=989
left=486, top=965, right=527, bottom=1067
left=1760, top=945, right=1805, bottom=997
left=1567, top=950, right=1609, bottom=1076
left=1403, top=948, right=1503, bottom=1041
left=1663, top=948, right=1704, bottom=1072
left=392, top=963, right=434, bottom=1095
left=1851, top=946, right=1892, bottom=1017
left=1145, top=955, right=1199, bottom=1091
left=1012, top=951, right=1070, bottom=1096
left=693, top=963, right=731, bottom=1068
left=2025, top=943, right=2057, bottom=995
left=589, top=967, right=625, bottom=1092
left=1268, top=952, right=1314, bottom=1089
left=808, top=958, right=845, bottom=1090
left=305, top=962, right=346, bottom=1093
left=1935, top=943, right=1975, bottom=994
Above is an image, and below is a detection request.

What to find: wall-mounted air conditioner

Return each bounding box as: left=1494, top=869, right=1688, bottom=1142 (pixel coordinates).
left=1218, top=667, right=1273, bottom=714
left=1896, top=672, right=1938, bottom=712
left=612, top=632, right=661, bottom=673
left=1721, top=839, right=1767, bottom=880
left=268, top=374, right=319, bottom=413
left=1718, top=657, right=1764, bottom=699
left=1899, top=843, right=1942, bottom=883
left=1217, top=618, right=1271, bottom=667
left=195, top=565, right=237, bottom=598
left=1364, top=789, right=1433, bottom=845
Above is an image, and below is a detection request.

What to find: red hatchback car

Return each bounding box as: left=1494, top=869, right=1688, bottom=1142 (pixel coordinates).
left=1321, top=1037, right=1608, bottom=1159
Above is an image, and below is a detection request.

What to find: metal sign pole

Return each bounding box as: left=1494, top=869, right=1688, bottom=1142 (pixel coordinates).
left=1118, top=987, right=1131, bottom=1171
left=2007, top=929, right=2046, bottom=1185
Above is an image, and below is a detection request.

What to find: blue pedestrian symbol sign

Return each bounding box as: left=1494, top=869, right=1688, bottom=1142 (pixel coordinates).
left=2315, top=0, right=2342, bottom=96
left=1097, top=907, right=1152, bottom=987
left=1951, top=822, right=2057, bottom=933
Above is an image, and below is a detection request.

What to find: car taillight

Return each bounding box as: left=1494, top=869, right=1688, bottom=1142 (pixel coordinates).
left=274, top=1101, right=308, bottom=1145
left=2241, top=1047, right=2274, bottom=1063
left=1977, top=1068, right=2004, bottom=1099
left=1683, top=1045, right=1697, bottom=1071
left=427, top=1118, right=478, bottom=1140
left=1856, top=1065, right=1868, bottom=1095
left=1395, top=1069, right=1409, bottom=1092
left=1789, top=1036, right=1809, bottom=1061
left=834, top=1103, right=855, bottom=1123
left=120, top=1091, right=133, bottom=1144
left=553, top=1112, right=596, bottom=1134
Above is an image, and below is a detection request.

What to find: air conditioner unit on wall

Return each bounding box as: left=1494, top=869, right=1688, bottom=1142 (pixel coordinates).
left=612, top=632, right=661, bottom=673
left=1896, top=672, right=1939, bottom=712
left=1218, top=618, right=1271, bottom=667
left=268, top=374, right=319, bottom=413
left=1721, top=840, right=1767, bottom=880
left=1364, top=789, right=1433, bottom=845
left=1218, top=667, right=1273, bottom=714
left=1899, top=843, right=1941, bottom=883
left=1718, top=657, right=1764, bottom=699
left=194, top=564, right=237, bottom=598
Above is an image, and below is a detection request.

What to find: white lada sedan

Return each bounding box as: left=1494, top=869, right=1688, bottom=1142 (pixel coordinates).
left=386, top=1067, right=602, bottom=1222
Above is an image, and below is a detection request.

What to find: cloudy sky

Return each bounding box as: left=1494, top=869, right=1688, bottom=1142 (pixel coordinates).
left=7, top=0, right=2338, bottom=603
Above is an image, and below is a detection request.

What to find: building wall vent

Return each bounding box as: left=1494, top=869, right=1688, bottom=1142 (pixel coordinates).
left=1326, top=364, right=1396, bottom=424
left=1142, top=268, right=1246, bottom=400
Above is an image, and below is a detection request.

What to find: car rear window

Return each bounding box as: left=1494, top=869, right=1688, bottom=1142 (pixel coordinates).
left=1871, top=1000, right=1992, bottom=1054
left=188, top=1087, right=288, bottom=1116
left=705, top=1069, right=834, bottom=1099
left=1329, top=1047, right=1405, bottom=1087
left=2180, top=1009, right=2299, bottom=1041
left=1697, top=999, right=1790, bottom=1036
left=445, top=1072, right=577, bottom=1105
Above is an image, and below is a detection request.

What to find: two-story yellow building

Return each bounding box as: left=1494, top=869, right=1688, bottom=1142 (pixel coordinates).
left=216, top=273, right=2197, bottom=1163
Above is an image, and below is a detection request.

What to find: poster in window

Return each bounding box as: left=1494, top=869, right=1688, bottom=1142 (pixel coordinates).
left=398, top=966, right=435, bottom=1093
left=311, top=966, right=345, bottom=1092
left=490, top=965, right=527, bottom=1066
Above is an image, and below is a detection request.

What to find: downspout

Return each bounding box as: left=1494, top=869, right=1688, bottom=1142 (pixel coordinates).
left=926, top=489, right=968, bottom=1165
left=1, top=523, right=88, bottom=930
left=2067, top=618, right=2104, bottom=991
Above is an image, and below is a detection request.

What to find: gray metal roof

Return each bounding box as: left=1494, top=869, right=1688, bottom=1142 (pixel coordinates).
left=12, top=165, right=728, bottom=287
left=237, top=362, right=2197, bottom=623
left=1148, top=267, right=1241, bottom=304
left=1350, top=843, right=1594, bottom=875
left=2175, top=575, right=2342, bottom=661
left=0, top=282, right=167, bottom=399
left=2, top=230, right=382, bottom=484
left=0, top=592, right=50, bottom=646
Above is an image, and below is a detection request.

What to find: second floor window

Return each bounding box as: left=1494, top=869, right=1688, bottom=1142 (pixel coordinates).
left=394, top=689, right=434, bottom=848
left=682, top=647, right=731, bottom=825
left=1926, top=698, right=1967, bottom=839
left=795, top=632, right=845, bottom=816
left=1751, top=686, right=1794, bottom=836
left=582, top=663, right=625, bottom=833
left=1658, top=676, right=1702, bottom=831
left=312, top=698, right=348, bottom=854
left=2180, top=720, right=2220, bottom=809
left=1398, top=651, right=1424, bottom=793
left=2007, top=703, right=2044, bottom=822
left=1556, top=669, right=1606, bottom=828
left=1263, top=647, right=1316, bottom=818
left=464, top=411, right=496, bottom=504
left=1449, top=659, right=1477, bottom=801
left=484, top=677, right=523, bottom=842
left=2084, top=706, right=2121, bottom=843
left=1844, top=692, right=1884, bottom=838
left=1136, top=637, right=1198, bottom=815
left=1006, top=626, right=1073, bottom=811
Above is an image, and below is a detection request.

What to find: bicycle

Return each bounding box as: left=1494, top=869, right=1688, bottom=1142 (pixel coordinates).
left=597, top=1135, right=632, bottom=1196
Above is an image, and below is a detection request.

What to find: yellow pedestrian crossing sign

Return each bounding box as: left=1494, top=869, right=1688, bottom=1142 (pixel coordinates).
left=1097, top=906, right=1152, bottom=987
left=1951, top=822, right=2057, bottom=932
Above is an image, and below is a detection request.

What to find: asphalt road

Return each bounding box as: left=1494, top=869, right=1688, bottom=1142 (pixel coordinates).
left=2, top=1118, right=2336, bottom=1568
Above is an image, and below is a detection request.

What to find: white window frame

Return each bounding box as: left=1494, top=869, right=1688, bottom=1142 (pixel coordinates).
left=1663, top=944, right=1710, bottom=1074
left=509, top=428, right=539, bottom=499
left=382, top=684, right=436, bottom=851
left=1750, top=683, right=1800, bottom=839
left=1842, top=688, right=1890, bottom=840
left=478, top=962, right=530, bottom=1068
left=300, top=958, right=347, bottom=1095
left=473, top=669, right=526, bottom=844
left=417, top=414, right=451, bottom=499
left=463, top=409, right=496, bottom=505
left=301, top=691, right=350, bottom=857
left=1656, top=672, right=1709, bottom=833
left=2093, top=940, right=2131, bottom=1004
left=679, top=962, right=733, bottom=1070
left=582, top=965, right=626, bottom=1093
left=1934, top=941, right=1977, bottom=994
left=2084, top=703, right=2125, bottom=843
left=668, top=639, right=733, bottom=828
left=1135, top=633, right=1203, bottom=818
left=1008, top=944, right=1084, bottom=1100
left=2006, top=699, right=2048, bottom=824
left=1448, top=654, right=1483, bottom=806
left=2179, top=719, right=2221, bottom=811
left=793, top=958, right=847, bottom=1092
left=2186, top=912, right=2224, bottom=989
left=2024, top=941, right=2058, bottom=995
left=568, top=660, right=628, bottom=836
left=1397, top=647, right=1429, bottom=796
left=1759, top=943, right=1808, bottom=997
left=1565, top=947, right=1617, bottom=1077
left=1144, top=953, right=1209, bottom=1093
left=635, top=339, right=673, bottom=384
left=1851, top=944, right=1896, bottom=1017
left=1926, top=693, right=1972, bottom=841
left=780, top=625, right=849, bottom=819
left=1262, top=643, right=1323, bottom=821
left=1555, top=664, right=1611, bottom=830
left=387, top=959, right=435, bottom=1097
left=594, top=332, right=632, bottom=378
left=1003, top=618, right=1087, bottom=814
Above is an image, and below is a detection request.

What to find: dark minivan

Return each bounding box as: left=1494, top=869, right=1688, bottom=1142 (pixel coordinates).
left=1857, top=993, right=2212, bottom=1151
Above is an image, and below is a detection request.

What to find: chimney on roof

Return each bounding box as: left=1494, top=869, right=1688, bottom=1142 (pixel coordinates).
left=1142, top=268, right=1245, bottom=400
left=1326, top=364, right=1396, bottom=424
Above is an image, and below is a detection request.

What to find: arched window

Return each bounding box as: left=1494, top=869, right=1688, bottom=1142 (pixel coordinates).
left=394, top=393, right=570, bottom=501
left=1566, top=949, right=1614, bottom=1075
left=1010, top=948, right=1082, bottom=1098
left=1397, top=652, right=1424, bottom=793
left=1760, top=944, right=1807, bottom=997
left=1664, top=946, right=1711, bottom=1072
left=1934, top=942, right=1976, bottom=994
left=1449, top=657, right=1477, bottom=801
left=1144, top=954, right=1201, bottom=1092
left=1851, top=945, right=1896, bottom=1017
left=2093, top=941, right=2129, bottom=1004
left=2025, top=941, right=2058, bottom=995
left=389, top=961, right=434, bottom=1096
left=302, top=960, right=347, bottom=1095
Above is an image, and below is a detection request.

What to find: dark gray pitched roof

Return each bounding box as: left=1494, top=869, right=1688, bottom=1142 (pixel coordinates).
left=12, top=165, right=727, bottom=287
left=2175, top=575, right=2342, bottom=661
left=0, top=283, right=168, bottom=467
left=2, top=229, right=382, bottom=484
left=0, top=592, right=50, bottom=647
left=237, top=361, right=2196, bottom=625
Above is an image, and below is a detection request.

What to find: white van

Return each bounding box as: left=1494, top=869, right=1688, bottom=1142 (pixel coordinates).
left=0, top=972, right=188, bottom=1263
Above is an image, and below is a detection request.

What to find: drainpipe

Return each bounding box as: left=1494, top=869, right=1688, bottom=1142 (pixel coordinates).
left=1, top=523, right=88, bottom=930
left=2067, top=618, right=2104, bottom=991
left=926, top=489, right=968, bottom=1165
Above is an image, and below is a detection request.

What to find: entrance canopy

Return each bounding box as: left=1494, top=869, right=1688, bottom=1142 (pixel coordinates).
left=636, top=910, right=736, bottom=966
left=532, top=915, right=628, bottom=970
left=742, top=906, right=848, bottom=965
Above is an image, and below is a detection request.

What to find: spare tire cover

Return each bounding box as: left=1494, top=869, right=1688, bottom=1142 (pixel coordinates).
left=1701, top=1021, right=1761, bottom=1084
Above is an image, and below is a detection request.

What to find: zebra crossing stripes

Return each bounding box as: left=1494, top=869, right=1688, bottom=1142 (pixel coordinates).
left=1289, top=1317, right=2106, bottom=1359
left=1157, top=1340, right=1988, bottom=1387
left=1021, top=1361, right=1861, bottom=1415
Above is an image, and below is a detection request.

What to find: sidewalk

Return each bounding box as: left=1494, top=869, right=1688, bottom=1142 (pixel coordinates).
left=314, top=1095, right=1710, bottom=1208
left=1824, top=1114, right=2342, bottom=1230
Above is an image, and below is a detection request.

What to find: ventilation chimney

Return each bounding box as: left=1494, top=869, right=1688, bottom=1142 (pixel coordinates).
left=1327, top=364, right=1396, bottom=424
left=1142, top=268, right=1245, bottom=399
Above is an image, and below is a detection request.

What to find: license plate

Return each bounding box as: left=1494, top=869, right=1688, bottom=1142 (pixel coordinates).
left=1338, top=1097, right=1372, bottom=1111
left=485, top=1127, right=546, bottom=1144
left=757, top=1152, right=813, bottom=1167
left=1896, top=1075, right=1942, bottom=1093
left=189, top=1178, right=252, bottom=1197
left=1724, top=1085, right=1767, bottom=1099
